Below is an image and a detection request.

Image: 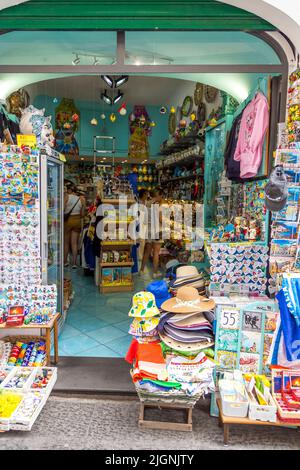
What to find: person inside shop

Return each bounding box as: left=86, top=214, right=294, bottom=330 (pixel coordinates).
left=64, top=183, right=86, bottom=269
left=140, top=187, right=166, bottom=279
left=137, top=189, right=150, bottom=263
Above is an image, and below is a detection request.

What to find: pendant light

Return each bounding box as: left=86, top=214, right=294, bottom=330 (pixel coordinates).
left=101, top=91, right=113, bottom=105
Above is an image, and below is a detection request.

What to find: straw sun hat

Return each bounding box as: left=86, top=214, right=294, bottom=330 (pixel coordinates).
left=161, top=286, right=215, bottom=314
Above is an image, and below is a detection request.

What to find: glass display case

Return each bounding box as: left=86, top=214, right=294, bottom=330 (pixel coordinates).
left=40, top=151, right=64, bottom=322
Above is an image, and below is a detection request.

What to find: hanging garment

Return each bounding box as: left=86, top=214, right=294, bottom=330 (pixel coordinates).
left=275, top=289, right=300, bottom=363
left=234, top=92, right=269, bottom=178
left=281, top=276, right=300, bottom=326
left=224, top=113, right=243, bottom=181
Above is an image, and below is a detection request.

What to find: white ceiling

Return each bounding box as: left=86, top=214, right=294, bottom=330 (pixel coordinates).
left=26, top=75, right=204, bottom=106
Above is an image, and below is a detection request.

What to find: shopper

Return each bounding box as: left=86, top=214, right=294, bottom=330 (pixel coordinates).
left=140, top=188, right=166, bottom=279
left=137, top=189, right=150, bottom=262
left=64, top=184, right=86, bottom=269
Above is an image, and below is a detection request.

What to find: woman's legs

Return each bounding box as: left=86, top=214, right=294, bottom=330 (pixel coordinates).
left=64, top=228, right=71, bottom=265
left=70, top=230, right=80, bottom=266
left=152, top=242, right=162, bottom=274
left=140, top=242, right=152, bottom=273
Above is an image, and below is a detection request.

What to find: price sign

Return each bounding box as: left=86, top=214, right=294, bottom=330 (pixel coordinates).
left=220, top=308, right=240, bottom=330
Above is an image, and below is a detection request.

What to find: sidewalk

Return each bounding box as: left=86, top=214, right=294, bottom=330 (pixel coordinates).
left=1, top=395, right=299, bottom=450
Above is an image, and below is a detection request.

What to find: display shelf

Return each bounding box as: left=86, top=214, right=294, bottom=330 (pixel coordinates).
left=100, top=283, right=134, bottom=293
left=160, top=173, right=204, bottom=184
left=216, top=398, right=299, bottom=445
left=0, top=313, right=60, bottom=366
left=102, top=240, right=135, bottom=246
left=100, top=262, right=134, bottom=267
left=101, top=198, right=136, bottom=205
left=160, top=137, right=202, bottom=155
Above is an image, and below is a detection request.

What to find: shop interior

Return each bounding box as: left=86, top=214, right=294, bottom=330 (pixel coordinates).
left=0, top=29, right=286, bottom=360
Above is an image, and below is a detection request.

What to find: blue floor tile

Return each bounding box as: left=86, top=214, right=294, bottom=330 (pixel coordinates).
left=74, top=345, right=120, bottom=357
left=93, top=310, right=127, bottom=324
left=86, top=325, right=127, bottom=344
left=114, top=319, right=131, bottom=333
left=67, top=315, right=108, bottom=333
left=58, top=324, right=82, bottom=340
left=105, top=335, right=132, bottom=357
left=59, top=334, right=100, bottom=356
left=79, top=297, right=107, bottom=308
left=60, top=268, right=136, bottom=357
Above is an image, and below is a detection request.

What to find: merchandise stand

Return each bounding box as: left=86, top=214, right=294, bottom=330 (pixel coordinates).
left=216, top=399, right=299, bottom=445
left=99, top=198, right=136, bottom=293
left=139, top=401, right=193, bottom=432
left=0, top=313, right=60, bottom=366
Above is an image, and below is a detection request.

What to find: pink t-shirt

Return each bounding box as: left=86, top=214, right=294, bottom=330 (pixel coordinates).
left=234, top=92, right=269, bottom=178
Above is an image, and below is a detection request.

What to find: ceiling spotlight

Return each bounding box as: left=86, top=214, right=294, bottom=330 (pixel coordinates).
left=93, top=57, right=101, bottom=65
left=115, top=76, right=129, bottom=88
left=101, top=75, right=114, bottom=88
left=72, top=54, right=80, bottom=66
left=113, top=91, right=123, bottom=105
left=101, top=91, right=113, bottom=105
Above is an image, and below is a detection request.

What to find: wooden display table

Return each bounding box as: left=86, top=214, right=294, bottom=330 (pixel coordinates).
left=0, top=313, right=60, bottom=366
left=139, top=401, right=193, bottom=432
left=216, top=398, right=299, bottom=445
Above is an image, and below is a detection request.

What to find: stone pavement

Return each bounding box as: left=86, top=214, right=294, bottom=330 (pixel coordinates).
left=1, top=395, right=300, bottom=450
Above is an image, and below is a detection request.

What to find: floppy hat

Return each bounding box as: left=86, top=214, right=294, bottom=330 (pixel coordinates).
left=165, top=263, right=186, bottom=281
left=165, top=259, right=180, bottom=271
left=173, top=265, right=204, bottom=282
left=129, top=316, right=160, bottom=336
left=163, top=324, right=214, bottom=342
left=161, top=286, right=215, bottom=314
left=159, top=331, right=214, bottom=352
left=170, top=313, right=212, bottom=330
left=265, top=165, right=288, bottom=212
left=128, top=291, right=160, bottom=318
left=146, top=280, right=172, bottom=309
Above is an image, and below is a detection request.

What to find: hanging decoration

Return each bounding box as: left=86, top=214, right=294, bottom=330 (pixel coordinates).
left=190, top=112, right=196, bottom=121
left=19, top=105, right=55, bottom=147
left=128, top=105, right=152, bottom=159
left=54, top=98, right=80, bottom=156
left=118, top=102, right=127, bottom=116
left=160, top=107, right=167, bottom=115
left=197, top=102, right=207, bottom=128
left=6, top=88, right=30, bottom=118
left=181, top=96, right=193, bottom=117
left=194, top=83, right=204, bottom=106
left=52, top=97, right=58, bottom=104
left=204, top=85, right=218, bottom=103
left=110, top=113, right=117, bottom=122
left=168, top=113, right=176, bottom=135
left=90, top=118, right=98, bottom=126
left=100, top=113, right=106, bottom=120
left=170, top=106, right=176, bottom=114
left=150, top=121, right=156, bottom=127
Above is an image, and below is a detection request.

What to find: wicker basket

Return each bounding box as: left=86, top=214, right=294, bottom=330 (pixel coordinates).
left=1, top=335, right=47, bottom=367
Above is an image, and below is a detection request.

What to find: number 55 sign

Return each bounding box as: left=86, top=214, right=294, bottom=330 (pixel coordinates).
left=220, top=308, right=240, bottom=330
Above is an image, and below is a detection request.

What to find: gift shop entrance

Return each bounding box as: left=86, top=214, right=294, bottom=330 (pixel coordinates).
left=0, top=1, right=293, bottom=388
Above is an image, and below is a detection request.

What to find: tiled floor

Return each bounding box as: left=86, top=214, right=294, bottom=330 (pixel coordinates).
left=58, top=267, right=152, bottom=358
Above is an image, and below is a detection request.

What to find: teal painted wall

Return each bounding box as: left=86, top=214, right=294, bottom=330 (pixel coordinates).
left=33, top=95, right=169, bottom=157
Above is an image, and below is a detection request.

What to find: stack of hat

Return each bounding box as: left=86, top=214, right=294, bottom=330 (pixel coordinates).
left=169, top=265, right=206, bottom=296
left=146, top=280, right=172, bottom=309
left=158, top=286, right=215, bottom=353
left=128, top=291, right=160, bottom=343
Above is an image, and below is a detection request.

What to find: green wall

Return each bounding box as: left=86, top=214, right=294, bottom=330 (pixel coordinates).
left=34, top=95, right=169, bottom=157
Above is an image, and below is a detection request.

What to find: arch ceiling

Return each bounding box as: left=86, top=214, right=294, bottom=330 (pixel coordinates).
left=0, top=0, right=288, bottom=102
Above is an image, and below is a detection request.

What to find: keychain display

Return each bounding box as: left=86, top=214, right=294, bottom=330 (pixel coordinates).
left=0, top=285, right=57, bottom=325
left=0, top=146, right=41, bottom=286
left=209, top=243, right=269, bottom=296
